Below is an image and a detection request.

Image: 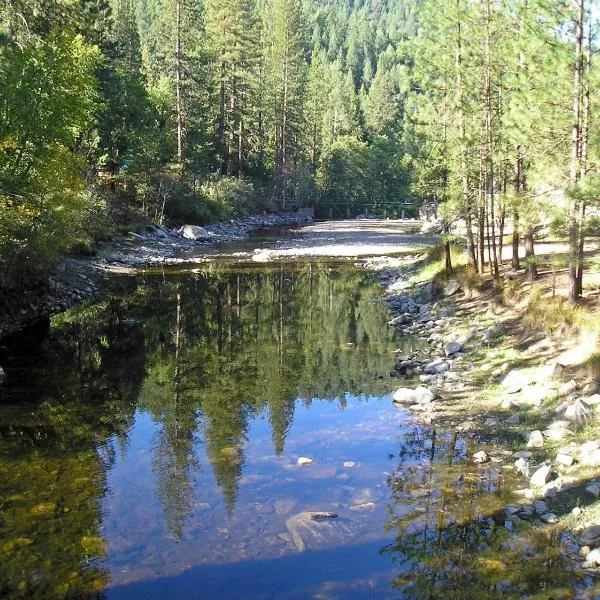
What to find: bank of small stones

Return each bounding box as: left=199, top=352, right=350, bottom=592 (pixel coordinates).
left=0, top=211, right=308, bottom=340
left=375, top=256, right=600, bottom=576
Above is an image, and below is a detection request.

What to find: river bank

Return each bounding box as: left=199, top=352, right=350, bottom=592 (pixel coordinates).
left=0, top=211, right=308, bottom=339
left=371, top=246, right=600, bottom=583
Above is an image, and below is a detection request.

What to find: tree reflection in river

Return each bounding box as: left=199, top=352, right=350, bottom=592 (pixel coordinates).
left=135, top=262, right=407, bottom=523
left=382, top=425, right=587, bottom=599
left=0, top=261, right=417, bottom=598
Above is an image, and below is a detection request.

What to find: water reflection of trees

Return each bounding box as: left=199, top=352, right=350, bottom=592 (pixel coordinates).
left=382, top=426, right=586, bottom=599
left=0, top=261, right=420, bottom=596
left=136, top=262, right=408, bottom=523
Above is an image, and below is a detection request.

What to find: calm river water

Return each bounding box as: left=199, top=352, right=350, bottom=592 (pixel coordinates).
left=0, top=256, right=586, bottom=599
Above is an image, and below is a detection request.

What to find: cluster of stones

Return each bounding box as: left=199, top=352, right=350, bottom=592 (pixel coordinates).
left=380, top=260, right=600, bottom=575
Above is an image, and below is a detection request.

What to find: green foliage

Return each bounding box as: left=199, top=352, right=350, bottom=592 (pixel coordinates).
left=0, top=31, right=101, bottom=286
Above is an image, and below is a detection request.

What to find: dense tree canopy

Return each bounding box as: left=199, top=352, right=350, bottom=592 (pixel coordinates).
left=0, top=0, right=598, bottom=297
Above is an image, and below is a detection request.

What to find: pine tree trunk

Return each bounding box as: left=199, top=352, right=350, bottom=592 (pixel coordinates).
left=478, top=171, right=485, bottom=274
left=524, top=231, right=536, bottom=282
left=568, top=0, right=584, bottom=303
left=455, top=2, right=477, bottom=270
left=175, top=0, right=183, bottom=162
left=485, top=0, right=499, bottom=279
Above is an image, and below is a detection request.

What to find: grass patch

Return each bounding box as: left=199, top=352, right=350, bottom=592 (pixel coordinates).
left=523, top=285, right=584, bottom=335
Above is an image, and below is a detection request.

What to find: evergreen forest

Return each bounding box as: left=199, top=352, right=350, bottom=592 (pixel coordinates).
left=0, top=0, right=598, bottom=301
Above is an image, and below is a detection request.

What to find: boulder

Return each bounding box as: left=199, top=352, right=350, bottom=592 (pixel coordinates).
left=580, top=525, right=600, bottom=546
left=444, top=341, right=463, bottom=356
left=562, top=398, right=592, bottom=425
left=178, top=224, right=212, bottom=241
left=388, top=314, right=412, bottom=326
left=483, top=323, right=505, bottom=342
left=392, top=386, right=435, bottom=405
left=527, top=430, right=545, bottom=448
left=514, top=457, right=530, bottom=477
left=297, top=457, right=313, bottom=466
left=557, top=379, right=578, bottom=397
left=424, top=359, right=451, bottom=375
left=583, top=548, right=600, bottom=568
left=556, top=452, right=575, bottom=466
left=473, top=450, right=490, bottom=464
left=540, top=513, right=558, bottom=524
left=530, top=464, right=552, bottom=487
left=443, top=280, right=461, bottom=297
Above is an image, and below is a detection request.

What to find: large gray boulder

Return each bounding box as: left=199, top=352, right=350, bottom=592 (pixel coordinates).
left=178, top=224, right=212, bottom=241
left=424, top=358, right=451, bottom=374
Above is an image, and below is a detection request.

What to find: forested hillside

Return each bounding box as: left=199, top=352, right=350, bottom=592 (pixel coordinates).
left=0, top=0, right=598, bottom=301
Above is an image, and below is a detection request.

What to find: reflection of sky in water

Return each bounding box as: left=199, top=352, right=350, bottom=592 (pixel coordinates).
left=103, top=395, right=413, bottom=599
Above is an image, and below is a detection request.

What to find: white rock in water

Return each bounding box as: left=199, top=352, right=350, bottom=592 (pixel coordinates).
left=392, top=386, right=435, bottom=405
left=297, top=457, right=313, bottom=466
left=343, top=461, right=356, bottom=468
left=350, top=502, right=376, bottom=511
left=530, top=464, right=552, bottom=487
left=178, top=224, right=212, bottom=240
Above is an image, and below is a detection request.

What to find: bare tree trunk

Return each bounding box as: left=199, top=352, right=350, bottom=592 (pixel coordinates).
left=478, top=152, right=486, bottom=274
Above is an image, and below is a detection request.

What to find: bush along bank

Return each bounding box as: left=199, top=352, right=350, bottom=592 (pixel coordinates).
left=369, top=250, right=600, bottom=583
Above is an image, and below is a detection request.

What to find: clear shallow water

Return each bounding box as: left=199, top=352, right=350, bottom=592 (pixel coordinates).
left=0, top=260, right=587, bottom=599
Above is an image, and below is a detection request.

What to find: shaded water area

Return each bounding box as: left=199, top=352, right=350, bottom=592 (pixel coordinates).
left=0, top=259, right=590, bottom=599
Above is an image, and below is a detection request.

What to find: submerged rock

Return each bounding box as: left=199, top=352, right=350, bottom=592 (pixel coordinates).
left=285, top=511, right=354, bottom=552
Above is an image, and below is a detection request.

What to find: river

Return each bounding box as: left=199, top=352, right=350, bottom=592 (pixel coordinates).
left=0, top=229, right=586, bottom=599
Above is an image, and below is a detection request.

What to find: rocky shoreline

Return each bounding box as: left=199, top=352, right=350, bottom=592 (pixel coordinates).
left=370, top=252, right=600, bottom=582
left=0, top=211, right=308, bottom=340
